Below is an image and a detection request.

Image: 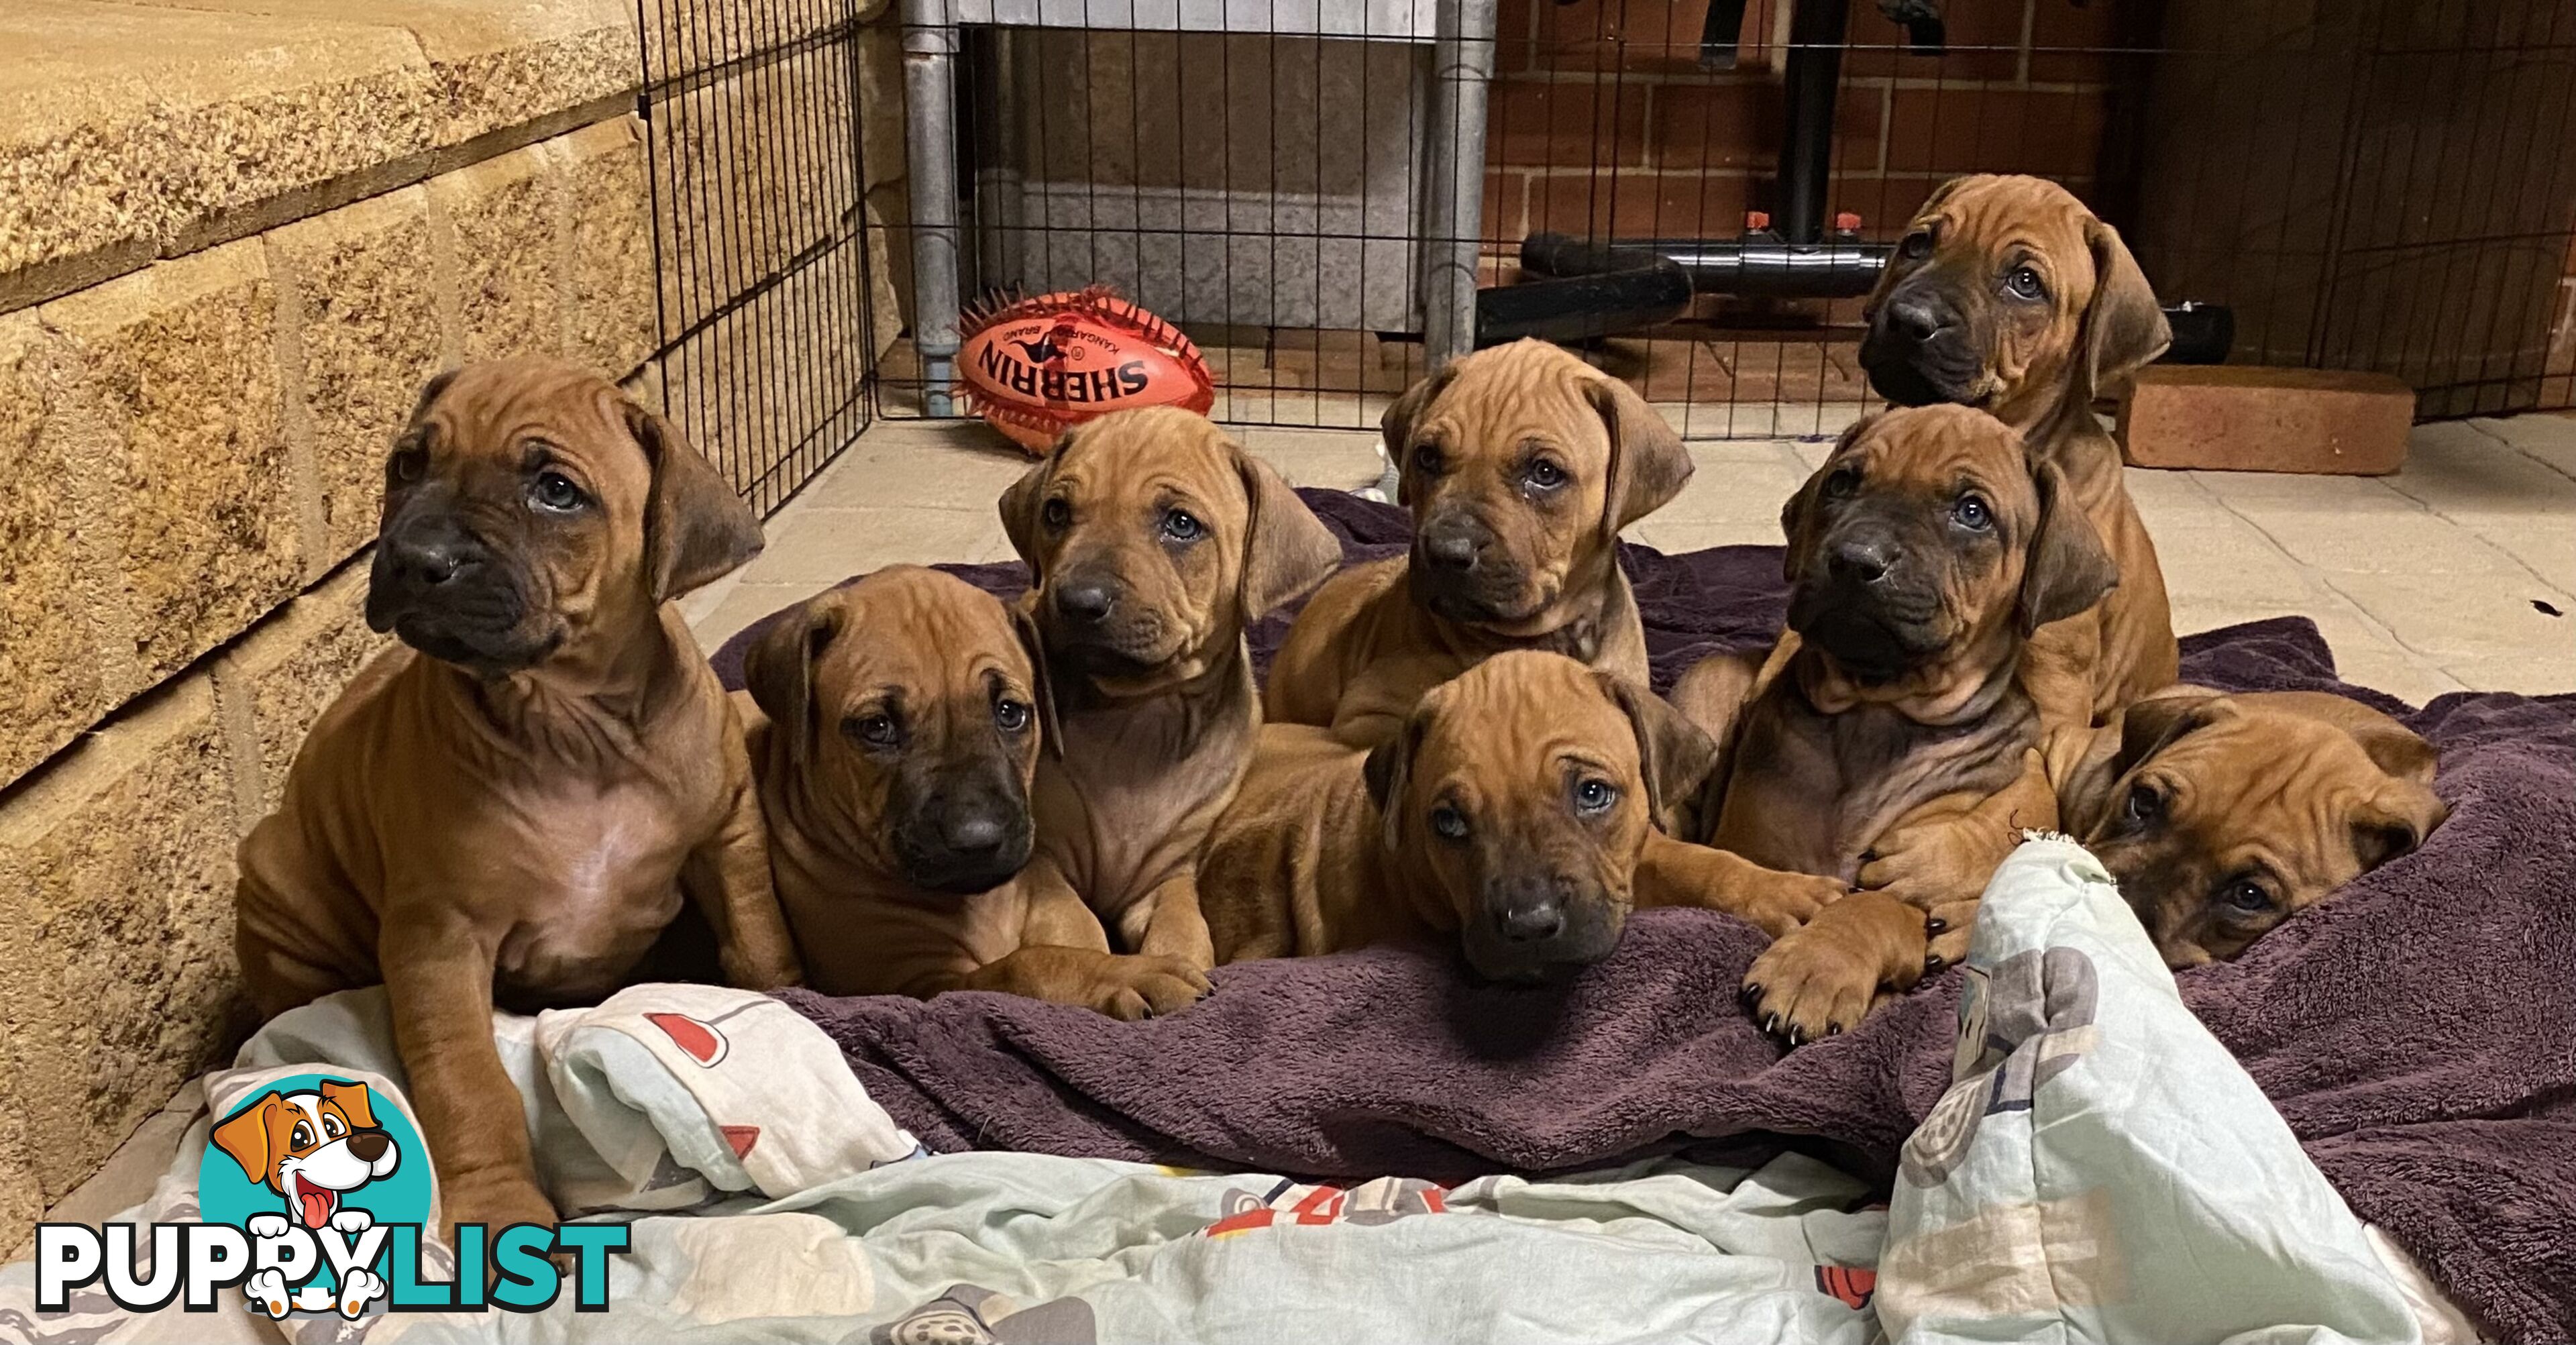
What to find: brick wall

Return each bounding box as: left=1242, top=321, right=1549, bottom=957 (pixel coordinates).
left=1482, top=0, right=2130, bottom=248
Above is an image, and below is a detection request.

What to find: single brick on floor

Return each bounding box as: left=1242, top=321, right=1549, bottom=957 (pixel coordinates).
left=2118, top=365, right=2416, bottom=475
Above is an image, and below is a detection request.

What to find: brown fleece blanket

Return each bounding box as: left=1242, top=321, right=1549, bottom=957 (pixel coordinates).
left=720, top=489, right=2576, bottom=1344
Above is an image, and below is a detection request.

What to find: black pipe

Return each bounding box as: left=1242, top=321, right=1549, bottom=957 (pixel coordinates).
left=1521, top=232, right=1891, bottom=299
left=1776, top=0, right=1850, bottom=245
left=1474, top=258, right=1694, bottom=347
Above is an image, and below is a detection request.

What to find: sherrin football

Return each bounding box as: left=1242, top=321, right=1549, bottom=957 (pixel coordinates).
left=954, top=288, right=1217, bottom=453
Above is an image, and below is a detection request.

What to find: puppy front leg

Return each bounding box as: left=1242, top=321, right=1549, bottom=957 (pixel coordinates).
left=1741, top=891, right=1938, bottom=1044
left=1633, top=832, right=1845, bottom=938
left=379, top=913, right=555, bottom=1242
left=1859, top=747, right=2060, bottom=963
left=921, top=859, right=1210, bottom=1018
left=1130, top=871, right=1216, bottom=971
left=682, top=771, right=803, bottom=989
left=2021, top=615, right=2104, bottom=733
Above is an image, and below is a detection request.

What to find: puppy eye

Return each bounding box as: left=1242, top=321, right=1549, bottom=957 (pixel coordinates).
left=1162, top=508, right=1203, bottom=543
left=2004, top=266, right=2048, bottom=302
left=1897, top=231, right=1932, bottom=261
left=1824, top=466, right=1862, bottom=499
left=390, top=447, right=428, bottom=484
left=1042, top=497, right=1071, bottom=529
left=2220, top=879, right=2273, bottom=914
left=1411, top=443, right=1442, bottom=475
left=1523, top=459, right=1567, bottom=491
left=1429, top=805, right=1470, bottom=841
left=529, top=470, right=586, bottom=513
left=2122, top=783, right=2161, bottom=824
left=995, top=698, right=1031, bottom=732
left=847, top=714, right=901, bottom=749
left=1951, top=494, right=1992, bottom=531
left=1573, top=778, right=1618, bottom=815
left=290, top=1123, right=314, bottom=1150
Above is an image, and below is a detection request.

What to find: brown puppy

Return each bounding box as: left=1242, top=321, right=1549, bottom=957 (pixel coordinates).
left=1669, top=405, right=2116, bottom=1042
left=2047, top=687, right=2447, bottom=967
left=1204, top=651, right=1840, bottom=980
left=741, top=566, right=1209, bottom=1014
left=1860, top=173, right=2176, bottom=727
left=235, top=359, right=800, bottom=1237
left=1266, top=339, right=1693, bottom=748
left=1002, top=407, right=1342, bottom=973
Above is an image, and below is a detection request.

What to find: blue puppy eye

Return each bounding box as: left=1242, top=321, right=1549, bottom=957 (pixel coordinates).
left=2222, top=879, right=2271, bottom=913
left=1574, top=779, right=1617, bottom=814
left=1163, top=509, right=1203, bottom=542
left=2004, top=266, right=2047, bottom=301
left=529, top=470, right=586, bottom=513
left=1952, top=494, right=1992, bottom=530
left=995, top=698, right=1031, bottom=732
left=1430, top=806, right=1470, bottom=841
left=1524, top=460, right=1567, bottom=490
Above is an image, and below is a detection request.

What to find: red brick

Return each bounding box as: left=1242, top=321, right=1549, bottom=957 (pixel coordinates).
left=1841, top=0, right=2026, bottom=80
left=1884, top=87, right=2108, bottom=179
left=1491, top=77, right=1652, bottom=168
left=1532, top=0, right=1706, bottom=74
left=1481, top=170, right=1530, bottom=241
left=2117, top=366, right=2417, bottom=474
left=1527, top=169, right=1752, bottom=239
left=2028, top=0, right=2129, bottom=83
left=1650, top=78, right=1886, bottom=172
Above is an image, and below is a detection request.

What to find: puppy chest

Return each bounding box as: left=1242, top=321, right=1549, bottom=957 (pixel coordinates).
left=489, top=801, right=692, bottom=990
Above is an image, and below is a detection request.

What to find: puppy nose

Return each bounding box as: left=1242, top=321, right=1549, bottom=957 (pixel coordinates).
left=1495, top=899, right=1566, bottom=945
left=1886, top=295, right=1951, bottom=343
left=1054, top=581, right=1115, bottom=623
left=1830, top=537, right=1898, bottom=583
left=942, top=808, right=1010, bottom=855
left=1424, top=531, right=1479, bottom=572
left=388, top=537, right=465, bottom=586
left=346, top=1131, right=388, bottom=1162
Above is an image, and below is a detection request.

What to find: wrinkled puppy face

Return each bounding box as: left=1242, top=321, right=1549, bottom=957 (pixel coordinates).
left=1364, top=651, right=1716, bottom=983
left=2076, top=692, right=2447, bottom=967
left=745, top=566, right=1049, bottom=896
left=1002, top=407, right=1339, bottom=693
left=368, top=358, right=761, bottom=677
left=1779, top=405, right=2113, bottom=690
left=1383, top=340, right=1690, bottom=635
left=1860, top=174, right=2169, bottom=427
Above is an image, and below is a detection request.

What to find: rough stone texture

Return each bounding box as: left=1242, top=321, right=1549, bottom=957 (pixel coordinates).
left=429, top=141, right=568, bottom=364
left=40, top=239, right=302, bottom=694
left=211, top=561, right=393, bottom=827
left=0, top=0, right=439, bottom=313
left=560, top=116, right=659, bottom=379
left=266, top=187, right=442, bottom=573
left=638, top=0, right=852, bottom=83
left=0, top=678, right=248, bottom=1255
left=652, top=46, right=859, bottom=335
left=2119, top=366, right=2418, bottom=474
left=0, top=313, right=104, bottom=790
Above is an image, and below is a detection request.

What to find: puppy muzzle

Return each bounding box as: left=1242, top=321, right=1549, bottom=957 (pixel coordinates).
left=1861, top=280, right=1987, bottom=408
left=1409, top=510, right=1547, bottom=625
left=1460, top=869, right=1623, bottom=983
left=368, top=506, right=552, bottom=674
left=890, top=769, right=1034, bottom=896
left=1786, top=531, right=1950, bottom=684
left=1038, top=568, right=1183, bottom=671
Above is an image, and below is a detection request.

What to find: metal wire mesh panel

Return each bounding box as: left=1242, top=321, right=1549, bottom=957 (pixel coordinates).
left=638, top=0, right=879, bottom=516
left=859, top=0, right=2575, bottom=437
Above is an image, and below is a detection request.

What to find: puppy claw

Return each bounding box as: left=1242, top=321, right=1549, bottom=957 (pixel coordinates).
left=1925, top=916, right=1949, bottom=934
left=1924, top=953, right=1946, bottom=973
left=1826, top=1022, right=1843, bottom=1036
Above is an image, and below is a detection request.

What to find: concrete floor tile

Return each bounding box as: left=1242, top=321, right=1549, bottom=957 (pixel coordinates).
left=690, top=582, right=828, bottom=651
left=2119, top=465, right=2220, bottom=517
left=2431, top=651, right=2576, bottom=698
left=2329, top=645, right=2469, bottom=706
left=1657, top=460, right=1811, bottom=525
left=2226, top=508, right=2528, bottom=576
left=2147, top=518, right=2310, bottom=604
left=2467, top=411, right=2576, bottom=481
left=1631, top=517, right=1787, bottom=552
left=737, top=506, right=1004, bottom=588
left=808, top=431, right=1032, bottom=511
left=2320, top=570, right=2576, bottom=669
left=2190, top=469, right=2422, bottom=513
left=1236, top=427, right=1387, bottom=491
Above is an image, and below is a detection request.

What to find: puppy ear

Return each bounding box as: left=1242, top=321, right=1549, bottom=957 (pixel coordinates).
left=627, top=399, right=764, bottom=602
left=319, top=1079, right=378, bottom=1131
left=743, top=596, right=841, bottom=767
left=1382, top=364, right=1460, bottom=508
left=1011, top=603, right=1063, bottom=759
left=1780, top=419, right=1870, bottom=584
left=1363, top=711, right=1428, bottom=853
left=2111, top=689, right=2225, bottom=780
left=2018, top=457, right=2119, bottom=635
left=998, top=445, right=1059, bottom=575
left=1595, top=670, right=1721, bottom=832
left=1232, top=446, right=1343, bottom=618
left=211, top=1095, right=281, bottom=1183
left=2351, top=778, right=2447, bottom=871
left=2080, top=216, right=2171, bottom=399
left=1589, top=375, right=1692, bottom=540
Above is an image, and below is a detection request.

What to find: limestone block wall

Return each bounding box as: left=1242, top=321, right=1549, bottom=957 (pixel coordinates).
left=0, top=0, right=898, bottom=1256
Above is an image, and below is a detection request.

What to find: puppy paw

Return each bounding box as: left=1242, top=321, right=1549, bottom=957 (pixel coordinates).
left=1923, top=901, right=1978, bottom=969
left=1733, top=871, right=1847, bottom=938
left=1858, top=820, right=2011, bottom=911
left=328, top=1207, right=374, bottom=1236
left=246, top=1212, right=292, bottom=1242
left=246, top=1268, right=292, bottom=1320
left=1091, top=955, right=1213, bottom=1021
left=1739, top=892, right=1929, bottom=1046
left=336, top=1267, right=386, bottom=1318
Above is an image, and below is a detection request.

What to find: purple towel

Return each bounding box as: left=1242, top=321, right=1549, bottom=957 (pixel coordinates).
left=731, top=490, right=2576, bottom=1344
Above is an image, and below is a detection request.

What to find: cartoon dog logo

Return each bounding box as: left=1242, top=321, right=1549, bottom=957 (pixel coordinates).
left=211, top=1079, right=402, bottom=1231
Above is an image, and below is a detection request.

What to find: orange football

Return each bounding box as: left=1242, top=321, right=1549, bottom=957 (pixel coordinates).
left=954, top=288, right=1217, bottom=453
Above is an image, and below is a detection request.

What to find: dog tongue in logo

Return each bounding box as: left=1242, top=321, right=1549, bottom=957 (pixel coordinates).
left=291, top=1172, right=337, bottom=1230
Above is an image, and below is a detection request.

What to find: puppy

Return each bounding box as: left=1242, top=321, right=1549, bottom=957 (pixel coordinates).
left=2048, top=688, right=2447, bottom=966
left=1860, top=173, right=2177, bottom=727
left=235, top=359, right=800, bottom=1236
left=211, top=1080, right=401, bottom=1232
left=741, top=566, right=1208, bottom=1016
left=1669, top=405, right=2117, bottom=1042
left=1001, top=407, right=1342, bottom=972
left=1204, top=650, right=1841, bottom=981
left=1266, top=339, right=1693, bottom=748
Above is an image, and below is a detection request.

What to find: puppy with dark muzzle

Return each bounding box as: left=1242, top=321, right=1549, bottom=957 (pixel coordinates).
left=740, top=566, right=1209, bottom=1014
left=1858, top=173, right=2176, bottom=729
left=2046, top=687, right=2447, bottom=967
left=1668, top=404, right=2118, bottom=1042
left=1203, top=651, right=1841, bottom=982
left=1266, top=339, right=1693, bottom=749
left=235, top=359, right=801, bottom=1239
left=1001, top=407, right=1343, bottom=976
